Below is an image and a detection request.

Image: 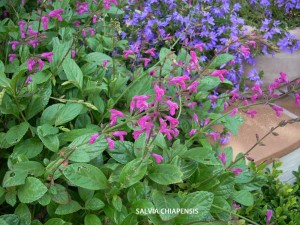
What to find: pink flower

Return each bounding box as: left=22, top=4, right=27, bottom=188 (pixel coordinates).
left=211, top=69, right=228, bottom=82
left=271, top=105, right=283, bottom=117
left=109, top=109, right=125, bottom=126
left=132, top=130, right=144, bottom=140
left=193, top=113, right=199, bottom=123
left=145, top=48, right=156, bottom=57
left=41, top=16, right=49, bottom=30
left=28, top=39, right=39, bottom=48
left=187, top=102, right=197, bottom=109
left=103, top=60, right=109, bottom=68
left=71, top=50, right=76, bottom=58
left=251, top=83, right=262, bottom=96
left=224, top=101, right=229, bottom=111
left=41, top=52, right=54, bottom=62
left=123, top=49, right=135, bottom=59
left=154, top=84, right=164, bottom=102
left=37, top=59, right=44, bottom=70
left=194, top=43, right=204, bottom=52
left=10, top=41, right=19, bottom=50
left=169, top=75, right=190, bottom=89
left=9, top=54, right=17, bottom=62
left=112, top=131, right=127, bottom=141
left=106, top=137, right=114, bottom=150
left=266, top=210, right=273, bottom=223
left=25, top=75, right=32, bottom=84
left=240, top=45, right=250, bottom=59
left=246, top=110, right=257, bottom=119
left=202, top=118, right=210, bottom=126
left=82, top=29, right=87, bottom=37
left=151, top=153, right=163, bottom=163
left=209, top=132, right=220, bottom=141
left=103, top=0, right=118, bottom=10
left=92, top=15, right=97, bottom=23
left=131, top=95, right=149, bottom=112
left=229, top=108, right=238, bottom=117
left=244, top=99, right=249, bottom=106
left=230, top=89, right=240, bottom=101
left=189, top=50, right=198, bottom=66
left=27, top=59, right=36, bottom=71
left=231, top=168, right=243, bottom=176
left=251, top=94, right=259, bottom=103
left=18, top=21, right=26, bottom=32
left=279, top=72, right=289, bottom=83
left=76, top=2, right=89, bottom=15
left=295, top=93, right=300, bottom=106
left=246, top=40, right=256, bottom=48
left=89, top=28, right=95, bottom=36
left=141, top=58, right=151, bottom=67
left=165, top=100, right=178, bottom=116
left=189, top=129, right=197, bottom=136
left=48, top=9, right=64, bottom=21
left=28, top=26, right=38, bottom=37
left=269, top=81, right=280, bottom=93
left=187, top=81, right=200, bottom=93
left=73, top=21, right=80, bottom=27
left=218, top=152, right=226, bottom=165
left=89, top=133, right=100, bottom=144
left=165, top=116, right=179, bottom=128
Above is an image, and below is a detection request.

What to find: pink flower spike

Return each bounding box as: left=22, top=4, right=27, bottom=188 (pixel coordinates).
left=271, top=105, right=283, bottom=117
left=169, top=75, right=190, bottom=89
left=266, top=210, right=273, bottom=223
left=25, top=75, right=32, bottom=84
left=165, top=100, right=178, bottom=116
left=18, top=21, right=26, bottom=32
left=109, top=109, right=124, bottom=126
left=89, top=133, right=100, bottom=144
left=103, top=60, right=109, bottom=68
left=27, top=59, right=36, bottom=71
left=209, top=132, right=220, bottom=141
left=229, top=108, right=238, bottom=117
left=231, top=168, right=243, bottom=176
left=203, top=118, right=210, bottom=126
left=48, top=9, right=64, bottom=21
left=89, top=28, right=95, bottom=36
left=189, top=129, right=197, bottom=136
left=123, top=50, right=135, bottom=59
left=141, top=58, right=151, bottom=67
left=112, top=131, right=127, bottom=141
left=295, top=93, right=300, bottom=106
left=41, top=52, right=54, bottom=62
left=240, top=45, right=250, bottom=59
left=187, top=81, right=200, bottom=93
left=10, top=41, right=19, bottom=50
left=145, top=48, right=156, bottom=57
left=154, top=84, right=164, bottom=102
left=151, top=153, right=163, bottom=164
left=244, top=99, right=249, bottom=106
left=106, top=137, right=114, bottom=150
left=217, top=152, right=226, bottom=165
left=193, top=113, right=199, bottom=123
left=251, top=83, right=262, bottom=96
left=246, top=110, right=257, bottom=119
left=71, top=50, right=76, bottom=58
left=165, top=116, right=179, bottom=128
left=187, top=102, right=197, bottom=109
left=251, top=94, right=259, bottom=103
left=194, top=43, right=204, bottom=52
left=92, top=15, right=97, bottom=23
left=211, top=69, right=228, bottom=82
left=189, top=50, right=198, bottom=64
left=82, top=29, right=86, bottom=37
left=9, top=54, right=17, bottom=62
left=37, top=59, right=44, bottom=70
left=41, top=16, right=49, bottom=30
left=279, top=72, right=289, bottom=83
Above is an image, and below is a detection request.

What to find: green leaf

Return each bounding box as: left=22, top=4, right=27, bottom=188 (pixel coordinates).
left=211, top=172, right=235, bottom=199
left=5, top=122, right=29, bottom=145
left=55, top=103, right=83, bottom=126
left=126, top=75, right=152, bottom=104
left=50, top=39, right=72, bottom=72
left=148, top=164, right=183, bottom=185
left=3, top=171, right=27, bottom=188
left=176, top=191, right=214, bottom=224
left=5, top=191, right=17, bottom=207
left=112, top=195, right=122, bottom=212
left=17, top=177, right=47, bottom=203
left=38, top=124, right=59, bottom=136
left=182, top=147, right=211, bottom=163
left=62, top=58, right=83, bottom=89
left=63, top=163, right=108, bottom=190
left=68, top=134, right=107, bottom=163
left=14, top=161, right=44, bottom=177
left=0, top=215, right=20, bottom=225
left=50, top=184, right=70, bottom=205
left=14, top=203, right=31, bottom=225
left=78, top=188, right=94, bottom=202
left=84, top=52, right=112, bottom=66
left=44, top=218, right=66, bottom=225
left=0, top=60, right=11, bottom=89
left=108, top=141, right=135, bottom=164
left=38, top=193, right=51, bottom=206
left=152, top=190, right=180, bottom=221
left=232, top=190, right=254, bottom=206
left=120, top=214, right=137, bottom=225
left=208, top=54, right=234, bottom=69
left=55, top=200, right=82, bottom=215
left=12, top=138, right=43, bottom=159
left=107, top=6, right=124, bottom=15
left=40, top=104, right=64, bottom=125
left=85, top=197, right=105, bottom=210
left=84, top=214, right=102, bottom=225
left=25, top=82, right=52, bottom=120
left=37, top=126, right=60, bottom=152
left=223, top=114, right=244, bottom=135
left=119, top=159, right=147, bottom=188
left=134, top=133, right=147, bottom=158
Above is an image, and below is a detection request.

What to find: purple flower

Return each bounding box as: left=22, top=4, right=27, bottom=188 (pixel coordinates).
left=89, top=133, right=100, bottom=144
left=9, top=54, right=17, bottom=62
left=151, top=153, right=163, bottom=163
left=231, top=168, right=243, bottom=176
left=218, top=152, right=226, bottom=165
left=219, top=132, right=231, bottom=145
left=25, top=75, right=33, bottom=84
left=41, top=16, right=49, bottom=30
left=48, top=9, right=64, bottom=21
left=266, top=210, right=273, bottom=222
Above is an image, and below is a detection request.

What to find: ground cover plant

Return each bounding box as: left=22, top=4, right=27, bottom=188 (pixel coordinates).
left=0, top=0, right=300, bottom=224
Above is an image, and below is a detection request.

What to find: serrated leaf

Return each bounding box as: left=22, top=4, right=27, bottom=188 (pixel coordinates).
left=119, top=159, right=147, bottom=188
left=17, top=177, right=47, bottom=203
left=208, top=54, right=234, bottom=69
left=148, top=164, right=183, bottom=185
left=55, top=200, right=82, bottom=215
left=55, top=103, right=83, bottom=126
left=152, top=190, right=180, bottom=221
left=62, top=58, right=83, bottom=89
left=108, top=141, right=135, bottom=164
left=63, top=163, right=108, bottom=190
left=232, top=190, right=254, bottom=206
left=40, top=104, right=64, bottom=125
left=85, top=197, right=105, bottom=210
left=5, top=122, right=29, bottom=145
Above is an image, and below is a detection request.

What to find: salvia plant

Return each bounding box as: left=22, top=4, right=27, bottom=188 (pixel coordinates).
left=0, top=0, right=299, bottom=225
